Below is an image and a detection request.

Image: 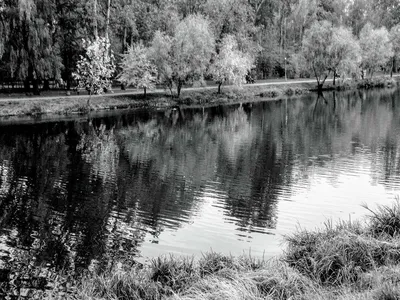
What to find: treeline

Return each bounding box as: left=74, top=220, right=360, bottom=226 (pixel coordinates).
left=0, top=0, right=400, bottom=94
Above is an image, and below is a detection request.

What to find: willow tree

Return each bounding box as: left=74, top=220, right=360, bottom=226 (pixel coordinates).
left=0, top=0, right=63, bottom=94
left=209, top=35, right=253, bottom=93
left=150, top=14, right=214, bottom=98
left=390, top=24, right=400, bottom=76
left=301, top=20, right=333, bottom=91
left=359, top=23, right=393, bottom=77
left=329, top=26, right=361, bottom=85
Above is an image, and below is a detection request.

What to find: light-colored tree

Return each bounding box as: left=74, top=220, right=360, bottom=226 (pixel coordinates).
left=149, top=31, right=174, bottom=94
left=118, top=43, right=158, bottom=97
left=329, top=26, right=361, bottom=84
left=359, top=23, right=393, bottom=77
left=209, top=35, right=253, bottom=93
left=150, top=14, right=215, bottom=98
left=73, top=37, right=115, bottom=105
left=171, top=14, right=215, bottom=97
left=301, top=20, right=333, bottom=91
left=389, top=24, right=400, bottom=76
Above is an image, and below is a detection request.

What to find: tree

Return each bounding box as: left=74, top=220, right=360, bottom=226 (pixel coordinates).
left=149, top=31, right=174, bottom=94
left=329, top=26, right=361, bottom=85
left=118, top=42, right=158, bottom=97
left=389, top=24, right=400, bottom=76
left=301, top=20, right=333, bottom=91
left=301, top=21, right=361, bottom=89
left=73, top=37, right=115, bottom=105
left=209, top=35, right=253, bottom=93
left=359, top=23, right=393, bottom=77
left=150, top=14, right=214, bottom=98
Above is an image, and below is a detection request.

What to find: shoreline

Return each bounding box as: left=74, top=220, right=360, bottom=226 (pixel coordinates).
left=0, top=76, right=398, bottom=119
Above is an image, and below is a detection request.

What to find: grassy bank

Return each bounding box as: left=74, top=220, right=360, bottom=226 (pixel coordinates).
left=0, top=76, right=398, bottom=118
left=36, top=200, right=400, bottom=300
left=0, top=83, right=311, bottom=117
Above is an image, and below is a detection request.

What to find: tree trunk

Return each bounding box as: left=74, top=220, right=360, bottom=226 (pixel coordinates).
left=123, top=27, right=127, bottom=52
left=218, top=82, right=222, bottom=94
left=93, top=0, right=98, bottom=38
left=177, top=81, right=182, bottom=98
left=391, top=57, right=395, bottom=78
left=24, top=78, right=30, bottom=94
left=144, top=87, right=147, bottom=98
left=87, top=91, right=92, bottom=107
left=105, top=0, right=111, bottom=40
left=43, top=79, right=50, bottom=91
left=32, top=78, right=40, bottom=95
left=333, top=71, right=336, bottom=86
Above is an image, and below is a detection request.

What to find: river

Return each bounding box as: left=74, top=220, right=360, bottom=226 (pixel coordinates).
left=0, top=89, right=400, bottom=278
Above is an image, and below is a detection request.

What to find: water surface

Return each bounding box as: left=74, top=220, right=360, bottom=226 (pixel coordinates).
left=1, top=89, right=400, bottom=276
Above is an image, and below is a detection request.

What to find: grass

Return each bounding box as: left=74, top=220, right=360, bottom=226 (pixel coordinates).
left=0, top=75, right=398, bottom=117
left=31, top=200, right=400, bottom=300
left=0, top=83, right=311, bottom=117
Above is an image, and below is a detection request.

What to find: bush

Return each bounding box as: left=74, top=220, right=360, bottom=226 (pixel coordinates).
left=357, top=76, right=396, bottom=89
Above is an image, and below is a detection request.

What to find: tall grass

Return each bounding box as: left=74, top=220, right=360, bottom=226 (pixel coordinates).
left=41, top=200, right=400, bottom=300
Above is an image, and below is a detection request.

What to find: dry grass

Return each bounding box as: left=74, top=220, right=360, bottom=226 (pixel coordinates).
left=38, top=201, right=400, bottom=300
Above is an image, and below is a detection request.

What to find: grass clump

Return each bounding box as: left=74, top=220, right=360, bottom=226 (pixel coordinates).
left=151, top=255, right=198, bottom=293
left=363, top=200, right=400, bottom=237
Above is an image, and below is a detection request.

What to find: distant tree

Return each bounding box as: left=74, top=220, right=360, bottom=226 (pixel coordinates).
left=209, top=35, right=253, bottom=93
left=118, top=43, right=158, bottom=97
left=149, top=31, right=174, bottom=94
left=359, top=23, right=393, bottom=77
left=389, top=24, right=400, bottom=76
left=171, top=14, right=215, bottom=97
left=329, top=26, right=361, bottom=84
left=150, top=14, right=215, bottom=98
left=73, top=37, right=115, bottom=105
left=301, top=20, right=333, bottom=91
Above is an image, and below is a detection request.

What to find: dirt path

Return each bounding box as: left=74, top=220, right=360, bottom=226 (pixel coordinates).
left=0, top=78, right=327, bottom=103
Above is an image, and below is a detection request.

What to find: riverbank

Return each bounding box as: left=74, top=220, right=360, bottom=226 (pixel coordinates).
left=0, top=76, right=398, bottom=118
left=0, top=82, right=312, bottom=117
left=33, top=200, right=400, bottom=300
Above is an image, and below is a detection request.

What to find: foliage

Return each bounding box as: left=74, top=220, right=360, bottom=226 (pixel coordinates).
left=150, top=14, right=214, bottom=97
left=301, top=20, right=334, bottom=88
left=73, top=37, right=116, bottom=97
left=1, top=0, right=399, bottom=89
left=209, top=35, right=253, bottom=93
left=329, top=26, right=361, bottom=80
left=390, top=24, right=400, bottom=72
left=171, top=14, right=215, bottom=97
left=359, top=23, right=393, bottom=77
left=149, top=31, right=174, bottom=92
left=117, top=42, right=158, bottom=96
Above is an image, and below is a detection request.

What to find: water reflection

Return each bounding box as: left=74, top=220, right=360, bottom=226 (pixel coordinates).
left=1, top=88, right=400, bottom=289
